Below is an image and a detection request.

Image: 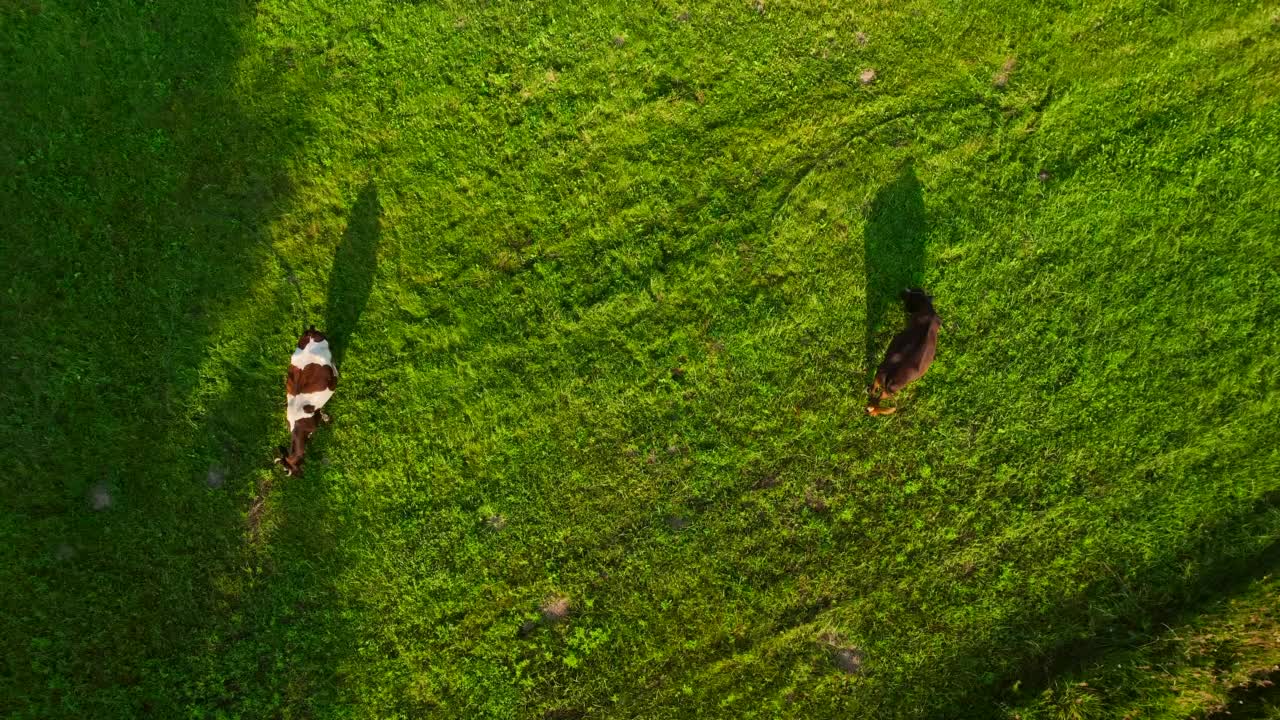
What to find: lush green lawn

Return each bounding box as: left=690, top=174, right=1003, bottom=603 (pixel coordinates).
left=3, top=0, right=1279, bottom=717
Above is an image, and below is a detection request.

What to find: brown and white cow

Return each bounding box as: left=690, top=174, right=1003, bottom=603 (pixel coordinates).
left=275, top=325, right=338, bottom=476
left=867, top=289, right=940, bottom=416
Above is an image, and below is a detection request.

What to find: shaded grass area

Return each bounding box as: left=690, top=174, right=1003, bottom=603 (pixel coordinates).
left=0, top=0, right=343, bottom=715
left=324, top=182, right=382, bottom=367
left=1008, top=570, right=1280, bottom=719
left=3, top=0, right=1280, bottom=718
left=863, top=161, right=927, bottom=370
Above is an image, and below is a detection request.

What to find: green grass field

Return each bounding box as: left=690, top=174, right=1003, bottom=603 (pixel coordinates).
left=4, top=0, right=1280, bottom=717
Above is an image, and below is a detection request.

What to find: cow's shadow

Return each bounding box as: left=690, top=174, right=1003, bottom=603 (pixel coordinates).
left=863, top=161, right=928, bottom=373
left=323, top=182, right=381, bottom=367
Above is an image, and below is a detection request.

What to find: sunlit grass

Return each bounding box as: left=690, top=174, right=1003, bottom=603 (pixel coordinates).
left=3, top=1, right=1278, bottom=717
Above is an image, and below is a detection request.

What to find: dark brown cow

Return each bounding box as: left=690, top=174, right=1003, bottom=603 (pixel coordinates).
left=275, top=326, right=338, bottom=476
left=867, top=289, right=940, bottom=416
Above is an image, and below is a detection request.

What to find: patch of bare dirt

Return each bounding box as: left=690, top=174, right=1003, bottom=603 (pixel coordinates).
left=486, top=514, right=507, bottom=532
left=819, top=632, right=865, bottom=674
left=247, top=476, right=274, bottom=544
left=993, top=56, right=1017, bottom=88
left=494, top=250, right=521, bottom=273
left=540, top=594, right=571, bottom=623
left=832, top=646, right=864, bottom=674
left=517, top=619, right=539, bottom=638
left=543, top=709, right=585, bottom=720
left=804, top=488, right=829, bottom=513
left=753, top=473, right=780, bottom=490
left=860, top=68, right=877, bottom=85
left=856, top=31, right=868, bottom=46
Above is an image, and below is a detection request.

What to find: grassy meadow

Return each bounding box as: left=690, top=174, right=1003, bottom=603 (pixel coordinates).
left=3, top=0, right=1280, bottom=717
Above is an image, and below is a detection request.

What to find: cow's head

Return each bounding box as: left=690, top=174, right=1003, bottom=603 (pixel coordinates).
left=275, top=414, right=320, bottom=477
left=900, top=288, right=935, bottom=316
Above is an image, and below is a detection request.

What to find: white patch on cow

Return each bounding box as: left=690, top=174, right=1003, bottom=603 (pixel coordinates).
left=291, top=338, right=336, bottom=374
left=287, top=389, right=335, bottom=431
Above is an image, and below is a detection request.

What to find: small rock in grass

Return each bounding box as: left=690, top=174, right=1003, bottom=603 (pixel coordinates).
left=206, top=464, right=226, bottom=489
left=859, top=68, right=877, bottom=85
left=90, top=482, right=112, bottom=510
left=540, top=594, right=571, bottom=623
left=820, top=632, right=864, bottom=674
